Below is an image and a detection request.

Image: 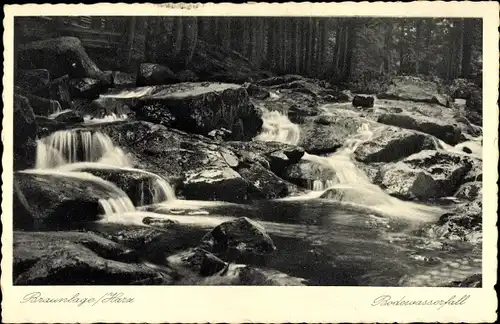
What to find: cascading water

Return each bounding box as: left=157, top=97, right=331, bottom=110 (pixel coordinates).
left=83, top=113, right=129, bottom=124
left=254, top=108, right=300, bottom=145
left=35, top=130, right=133, bottom=169
left=33, top=128, right=176, bottom=219
left=59, top=162, right=176, bottom=206
left=256, top=109, right=443, bottom=222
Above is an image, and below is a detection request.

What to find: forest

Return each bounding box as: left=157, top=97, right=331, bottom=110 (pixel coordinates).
left=141, top=17, right=483, bottom=91
left=13, top=15, right=484, bottom=288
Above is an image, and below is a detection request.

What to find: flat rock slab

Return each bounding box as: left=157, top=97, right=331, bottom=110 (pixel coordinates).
left=102, top=82, right=262, bottom=140
left=14, top=231, right=169, bottom=285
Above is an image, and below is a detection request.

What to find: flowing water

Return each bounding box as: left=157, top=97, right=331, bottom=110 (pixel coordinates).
left=20, top=104, right=480, bottom=286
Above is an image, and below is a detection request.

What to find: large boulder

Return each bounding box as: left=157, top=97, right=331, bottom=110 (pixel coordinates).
left=180, top=166, right=263, bottom=202
left=200, top=217, right=276, bottom=258
left=377, top=150, right=474, bottom=200
left=377, top=113, right=462, bottom=145
left=14, top=231, right=169, bottom=285
left=15, top=88, right=62, bottom=116
left=92, top=121, right=262, bottom=202
left=224, top=140, right=304, bottom=173
left=68, top=77, right=105, bottom=99
left=52, top=109, right=84, bottom=125
left=166, top=247, right=227, bottom=277
left=354, top=126, right=437, bottom=163
left=236, top=163, right=297, bottom=199
left=298, top=111, right=371, bottom=153
left=111, top=71, right=137, bottom=88
left=33, top=75, right=72, bottom=109
left=15, top=69, right=51, bottom=90
left=427, top=199, right=482, bottom=243
left=378, top=76, right=449, bottom=107
left=61, top=165, right=176, bottom=206
left=454, top=181, right=482, bottom=202
left=136, top=63, right=178, bottom=86
left=13, top=171, right=130, bottom=230
left=256, top=75, right=305, bottom=87
left=14, top=95, right=38, bottom=170
left=352, top=95, right=375, bottom=108
left=106, top=82, right=262, bottom=140
left=183, top=264, right=307, bottom=285
left=18, top=37, right=109, bottom=82
left=281, top=160, right=336, bottom=189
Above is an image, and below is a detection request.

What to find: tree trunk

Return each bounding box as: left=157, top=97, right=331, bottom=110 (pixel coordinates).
left=383, top=20, right=393, bottom=73
left=422, top=19, right=434, bottom=75
left=305, top=17, right=313, bottom=74
left=266, top=18, right=276, bottom=70
left=461, top=18, right=473, bottom=78
left=291, top=18, right=298, bottom=73
left=300, top=18, right=307, bottom=73
left=415, top=20, right=422, bottom=74
left=219, top=18, right=232, bottom=49
left=399, top=21, right=405, bottom=74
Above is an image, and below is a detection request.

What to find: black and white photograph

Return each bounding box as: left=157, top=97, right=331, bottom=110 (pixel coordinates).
left=9, top=13, right=486, bottom=288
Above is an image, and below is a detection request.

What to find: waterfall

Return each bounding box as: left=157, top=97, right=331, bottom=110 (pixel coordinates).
left=20, top=169, right=137, bottom=216
left=35, top=130, right=133, bottom=169
left=254, top=109, right=300, bottom=145
left=59, top=162, right=177, bottom=205
left=256, top=110, right=443, bottom=222
left=83, top=113, right=128, bottom=124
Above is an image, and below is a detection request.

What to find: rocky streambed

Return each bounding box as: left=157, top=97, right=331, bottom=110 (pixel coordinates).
left=12, top=37, right=483, bottom=287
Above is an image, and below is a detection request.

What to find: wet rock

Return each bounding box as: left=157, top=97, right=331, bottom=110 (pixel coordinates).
left=136, top=63, right=178, bottom=86
left=428, top=199, right=482, bottom=244
left=166, top=247, right=227, bottom=277
left=88, top=96, right=134, bottom=117
left=15, top=69, right=51, bottom=90
left=18, top=37, right=108, bottom=82
left=377, top=113, right=462, bottom=145
left=33, top=75, right=72, bottom=109
left=445, top=273, right=482, bottom=287
left=142, top=217, right=179, bottom=229
left=180, top=166, right=263, bottom=202
left=378, top=76, right=448, bottom=107
left=68, top=77, right=104, bottom=99
left=112, top=71, right=137, bottom=88
left=244, top=83, right=271, bottom=100
left=53, top=110, right=84, bottom=125
left=377, top=150, right=474, bottom=200
left=13, top=171, right=116, bottom=230
left=201, top=217, right=276, bottom=258
left=35, top=116, right=66, bottom=137
left=319, top=186, right=388, bottom=206
left=15, top=89, right=63, bottom=116
left=352, top=95, right=374, bottom=108
left=93, top=223, right=206, bottom=264
left=67, top=166, right=173, bottom=206
left=14, top=95, right=38, bottom=170
left=14, top=231, right=169, bottom=285
left=236, top=163, right=295, bottom=199
left=462, top=146, right=473, bottom=154
left=454, top=181, right=482, bottom=201
left=224, top=141, right=304, bottom=173
left=354, top=126, right=437, bottom=163
left=178, top=264, right=307, bottom=286
left=123, top=82, right=262, bottom=140
left=134, top=102, right=177, bottom=127
left=462, top=158, right=482, bottom=183
left=282, top=160, right=336, bottom=188
left=298, top=111, right=370, bottom=153
left=256, top=74, right=305, bottom=87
